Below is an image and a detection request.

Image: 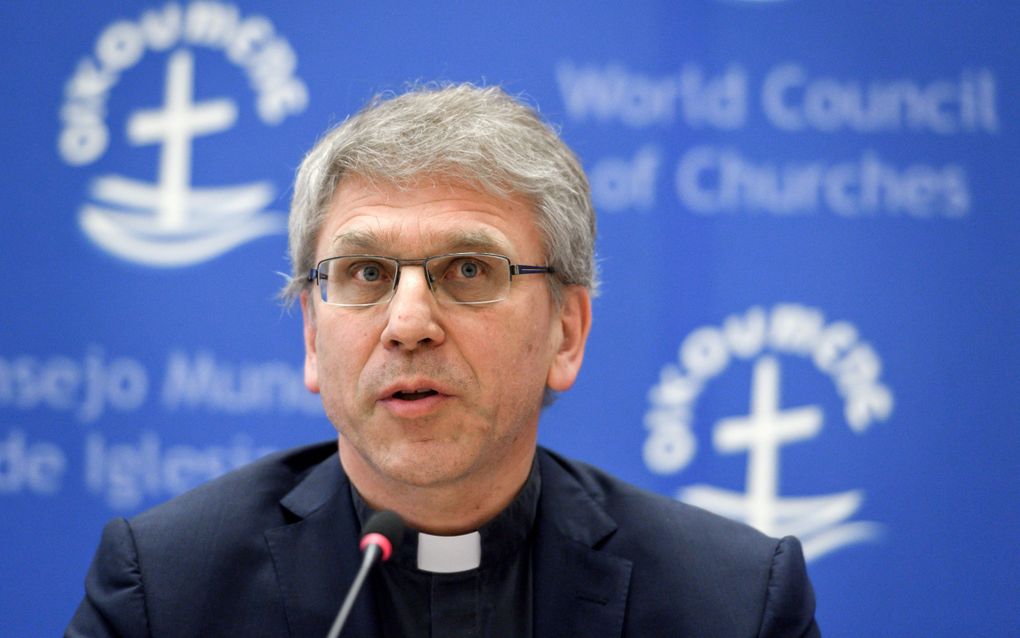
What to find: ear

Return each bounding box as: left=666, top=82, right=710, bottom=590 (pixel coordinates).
left=546, top=286, right=592, bottom=392
left=300, top=290, right=321, bottom=394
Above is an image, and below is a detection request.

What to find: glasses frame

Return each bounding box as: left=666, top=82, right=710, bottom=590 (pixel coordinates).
left=307, top=252, right=555, bottom=307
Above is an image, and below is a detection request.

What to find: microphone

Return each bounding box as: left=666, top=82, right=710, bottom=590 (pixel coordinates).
left=326, top=510, right=405, bottom=638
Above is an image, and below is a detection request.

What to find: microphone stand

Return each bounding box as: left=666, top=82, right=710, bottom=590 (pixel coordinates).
left=325, top=543, right=382, bottom=638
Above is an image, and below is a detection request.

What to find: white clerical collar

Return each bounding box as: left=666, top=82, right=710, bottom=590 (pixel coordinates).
left=416, top=531, right=482, bottom=573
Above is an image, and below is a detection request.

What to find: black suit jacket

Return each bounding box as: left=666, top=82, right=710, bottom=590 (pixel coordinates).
left=67, top=442, right=820, bottom=637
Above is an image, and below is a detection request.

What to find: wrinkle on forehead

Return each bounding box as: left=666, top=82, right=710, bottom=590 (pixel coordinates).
left=318, top=177, right=543, bottom=263
left=329, top=226, right=514, bottom=258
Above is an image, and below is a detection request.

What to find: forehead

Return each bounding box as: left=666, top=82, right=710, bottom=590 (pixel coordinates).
left=318, top=177, right=543, bottom=258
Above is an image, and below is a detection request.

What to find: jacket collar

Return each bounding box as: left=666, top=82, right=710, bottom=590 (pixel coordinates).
left=533, top=448, right=633, bottom=638
left=265, top=450, right=382, bottom=638
left=263, top=446, right=633, bottom=638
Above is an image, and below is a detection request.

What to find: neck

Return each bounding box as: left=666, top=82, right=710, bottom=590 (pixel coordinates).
left=337, top=438, right=536, bottom=535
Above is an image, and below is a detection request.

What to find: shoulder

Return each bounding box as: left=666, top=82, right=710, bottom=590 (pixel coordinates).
left=129, top=439, right=339, bottom=537
left=538, top=446, right=772, bottom=553
left=537, top=447, right=820, bottom=637
left=104, top=439, right=342, bottom=578
left=69, top=441, right=342, bottom=637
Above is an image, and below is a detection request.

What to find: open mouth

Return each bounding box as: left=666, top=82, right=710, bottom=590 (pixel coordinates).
left=392, top=389, right=439, bottom=401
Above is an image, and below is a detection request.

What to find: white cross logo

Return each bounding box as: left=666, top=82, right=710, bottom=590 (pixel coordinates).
left=79, top=48, right=285, bottom=267
left=127, top=49, right=236, bottom=232
left=714, top=356, right=822, bottom=535
left=680, top=354, right=882, bottom=561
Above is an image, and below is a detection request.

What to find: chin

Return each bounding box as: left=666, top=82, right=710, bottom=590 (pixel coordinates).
left=380, top=462, right=465, bottom=489
left=385, top=440, right=486, bottom=486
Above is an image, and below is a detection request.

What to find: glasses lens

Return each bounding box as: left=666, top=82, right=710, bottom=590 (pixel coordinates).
left=428, top=254, right=510, bottom=304
left=321, top=256, right=397, bottom=306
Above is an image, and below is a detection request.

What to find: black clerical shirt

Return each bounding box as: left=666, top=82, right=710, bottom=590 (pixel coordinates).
left=351, top=459, right=541, bottom=638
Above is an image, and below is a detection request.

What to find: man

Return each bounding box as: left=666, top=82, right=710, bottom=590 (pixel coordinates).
left=68, top=84, right=820, bottom=637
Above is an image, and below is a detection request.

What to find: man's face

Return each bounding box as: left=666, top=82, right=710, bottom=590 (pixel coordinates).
left=300, top=177, right=590, bottom=493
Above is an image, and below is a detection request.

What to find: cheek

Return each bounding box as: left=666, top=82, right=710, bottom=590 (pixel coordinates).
left=478, top=310, right=555, bottom=390
left=316, top=320, right=375, bottom=390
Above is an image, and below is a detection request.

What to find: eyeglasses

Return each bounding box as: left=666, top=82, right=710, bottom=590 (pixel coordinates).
left=307, top=252, right=555, bottom=307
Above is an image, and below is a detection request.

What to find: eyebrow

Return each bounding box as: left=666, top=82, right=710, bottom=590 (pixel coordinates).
left=329, top=228, right=513, bottom=257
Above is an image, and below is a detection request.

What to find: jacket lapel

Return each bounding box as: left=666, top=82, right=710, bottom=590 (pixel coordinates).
left=533, top=451, right=633, bottom=638
left=264, top=454, right=381, bottom=638
left=262, top=447, right=632, bottom=638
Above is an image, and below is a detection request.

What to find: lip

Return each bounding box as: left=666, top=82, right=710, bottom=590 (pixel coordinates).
left=377, top=378, right=455, bottom=418
left=378, top=378, right=454, bottom=401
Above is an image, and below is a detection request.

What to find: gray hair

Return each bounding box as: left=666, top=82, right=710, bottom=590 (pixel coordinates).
left=281, top=83, right=598, bottom=304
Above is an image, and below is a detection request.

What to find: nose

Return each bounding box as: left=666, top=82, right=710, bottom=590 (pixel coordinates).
left=380, top=265, right=445, bottom=351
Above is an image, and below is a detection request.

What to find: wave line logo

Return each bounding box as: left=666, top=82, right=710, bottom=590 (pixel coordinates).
left=644, top=303, right=893, bottom=561
left=58, top=3, right=308, bottom=267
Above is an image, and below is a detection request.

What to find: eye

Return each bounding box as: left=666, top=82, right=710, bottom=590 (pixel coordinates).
left=349, top=260, right=387, bottom=283
left=447, top=257, right=488, bottom=280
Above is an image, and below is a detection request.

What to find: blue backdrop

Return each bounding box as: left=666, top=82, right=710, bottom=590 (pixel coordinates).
left=2, top=2, right=1018, bottom=635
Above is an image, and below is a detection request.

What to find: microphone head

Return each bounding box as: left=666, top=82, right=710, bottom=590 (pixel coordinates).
left=360, top=510, right=405, bottom=561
